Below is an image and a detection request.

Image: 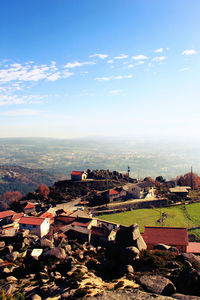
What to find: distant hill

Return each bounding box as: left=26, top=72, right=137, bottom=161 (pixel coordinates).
left=0, top=165, right=66, bottom=197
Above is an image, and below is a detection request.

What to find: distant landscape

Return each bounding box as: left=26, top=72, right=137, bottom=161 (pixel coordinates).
left=0, top=137, right=200, bottom=196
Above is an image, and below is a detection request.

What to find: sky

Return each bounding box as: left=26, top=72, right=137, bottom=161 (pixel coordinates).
left=0, top=0, right=200, bottom=139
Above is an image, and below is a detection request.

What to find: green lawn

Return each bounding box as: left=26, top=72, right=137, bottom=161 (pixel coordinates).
left=99, top=203, right=200, bottom=233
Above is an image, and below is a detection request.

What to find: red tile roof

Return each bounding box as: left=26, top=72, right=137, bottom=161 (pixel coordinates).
left=187, top=242, right=200, bottom=253
left=109, top=189, right=119, bottom=196
left=71, top=171, right=84, bottom=176
left=143, top=226, right=188, bottom=246
left=24, top=202, right=35, bottom=209
left=0, top=210, right=15, bottom=219
left=19, top=216, right=45, bottom=226
left=12, top=213, right=24, bottom=221
left=40, top=211, right=54, bottom=219
left=91, top=226, right=110, bottom=237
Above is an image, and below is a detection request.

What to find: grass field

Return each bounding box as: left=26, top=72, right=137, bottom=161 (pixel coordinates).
left=99, top=203, right=200, bottom=233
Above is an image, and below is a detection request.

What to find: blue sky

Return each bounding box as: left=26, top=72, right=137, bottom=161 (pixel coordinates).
left=0, top=0, right=199, bottom=138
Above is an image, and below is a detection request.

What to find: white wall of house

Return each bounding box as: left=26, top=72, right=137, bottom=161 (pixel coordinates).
left=19, top=218, right=50, bottom=238
left=96, top=219, right=119, bottom=231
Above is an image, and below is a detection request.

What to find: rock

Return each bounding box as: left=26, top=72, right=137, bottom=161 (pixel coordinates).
left=154, top=243, right=170, bottom=250
left=178, top=253, right=200, bottom=266
left=139, top=275, right=176, bottom=296
left=6, top=245, right=14, bottom=253
left=119, top=264, right=134, bottom=275
left=23, top=238, right=31, bottom=246
left=2, top=284, right=17, bottom=296
left=64, top=244, right=72, bottom=254
left=172, top=293, right=200, bottom=299
left=5, top=251, right=19, bottom=262
left=0, top=241, right=5, bottom=248
left=19, top=229, right=30, bottom=237
left=169, top=246, right=179, bottom=252
left=40, top=237, right=54, bottom=248
left=2, top=267, right=12, bottom=274
left=31, top=294, right=42, bottom=300
left=44, top=247, right=66, bottom=260
left=6, top=276, right=18, bottom=282
left=136, top=235, right=147, bottom=251
left=166, top=261, right=180, bottom=269
left=120, top=246, right=140, bottom=264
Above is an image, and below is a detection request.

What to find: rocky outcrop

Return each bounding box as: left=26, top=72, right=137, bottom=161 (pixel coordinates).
left=139, top=275, right=176, bottom=296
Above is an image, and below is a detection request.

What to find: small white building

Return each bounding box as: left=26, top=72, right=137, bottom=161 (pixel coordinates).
left=71, top=171, right=87, bottom=181
left=19, top=216, right=50, bottom=238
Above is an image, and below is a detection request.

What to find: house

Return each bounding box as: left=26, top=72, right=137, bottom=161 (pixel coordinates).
left=123, top=181, right=155, bottom=199
left=71, top=171, right=87, bottom=181
left=169, top=186, right=191, bottom=198
left=187, top=242, right=200, bottom=254
left=0, top=210, right=16, bottom=221
left=0, top=210, right=23, bottom=229
left=19, top=216, right=50, bottom=238
left=109, top=189, right=120, bottom=202
left=40, top=211, right=54, bottom=224
left=91, top=226, right=117, bottom=245
left=64, top=225, right=91, bottom=243
left=95, top=219, right=120, bottom=231
left=24, top=202, right=36, bottom=215
left=142, top=226, right=188, bottom=252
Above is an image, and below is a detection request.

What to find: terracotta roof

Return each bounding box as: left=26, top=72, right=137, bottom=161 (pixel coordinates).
left=12, top=213, right=24, bottom=221
left=91, top=226, right=110, bottom=237
left=55, top=215, right=76, bottom=224
left=19, top=216, right=45, bottom=226
left=169, top=186, right=190, bottom=193
left=24, top=202, right=35, bottom=209
left=0, top=210, right=15, bottom=219
left=71, top=218, right=92, bottom=227
left=40, top=211, right=54, bottom=219
left=71, top=171, right=84, bottom=176
left=143, top=226, right=188, bottom=246
left=109, top=189, right=119, bottom=196
left=187, top=242, right=200, bottom=253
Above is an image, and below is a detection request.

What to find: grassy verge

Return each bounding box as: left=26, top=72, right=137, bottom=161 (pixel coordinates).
left=99, top=203, right=200, bottom=232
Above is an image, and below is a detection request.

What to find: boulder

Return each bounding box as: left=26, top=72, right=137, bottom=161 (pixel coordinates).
left=40, top=238, right=54, bottom=248
left=6, top=276, right=18, bottom=282
left=119, top=264, right=134, bottom=275
left=6, top=245, right=14, bottom=253
left=136, top=235, right=147, bottom=251
left=172, top=293, right=200, bottom=299
left=23, top=238, right=31, bottom=246
left=5, top=251, right=19, bottom=262
left=154, top=244, right=170, bottom=251
left=0, top=241, right=5, bottom=248
left=44, top=247, right=66, bottom=260
left=31, top=295, right=42, bottom=300
left=2, top=284, right=17, bottom=296
left=139, top=275, right=176, bottom=296
left=120, top=246, right=140, bottom=264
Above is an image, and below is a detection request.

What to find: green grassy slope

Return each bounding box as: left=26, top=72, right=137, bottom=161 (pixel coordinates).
left=99, top=203, right=200, bottom=232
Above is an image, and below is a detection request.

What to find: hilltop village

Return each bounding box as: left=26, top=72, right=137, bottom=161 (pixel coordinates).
left=0, top=169, right=200, bottom=299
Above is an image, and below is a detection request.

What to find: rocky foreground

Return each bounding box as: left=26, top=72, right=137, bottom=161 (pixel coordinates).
left=0, top=226, right=200, bottom=299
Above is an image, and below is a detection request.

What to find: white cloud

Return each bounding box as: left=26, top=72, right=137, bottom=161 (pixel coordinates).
left=152, top=56, right=166, bottom=62
left=1, top=108, right=46, bottom=116
left=114, top=54, right=128, bottom=60
left=89, top=53, right=108, bottom=59
left=182, top=49, right=197, bottom=55
left=132, top=54, right=148, bottom=60
left=95, top=74, right=132, bottom=82
left=179, top=67, right=189, bottom=72
left=127, top=64, right=134, bottom=69
left=62, top=70, right=74, bottom=78
left=154, top=48, right=163, bottom=53
left=109, top=90, right=122, bottom=95
left=107, top=60, right=113, bottom=64
left=137, top=61, right=144, bottom=65
left=0, top=93, right=49, bottom=106
left=0, top=61, right=61, bottom=83
left=64, top=61, right=96, bottom=68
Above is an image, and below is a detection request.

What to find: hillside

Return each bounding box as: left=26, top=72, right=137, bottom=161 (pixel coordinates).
left=0, top=165, right=65, bottom=197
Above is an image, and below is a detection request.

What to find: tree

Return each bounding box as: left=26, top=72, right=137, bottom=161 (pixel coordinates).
left=155, top=176, right=166, bottom=183
left=0, top=191, right=23, bottom=210
left=176, top=172, right=200, bottom=190
left=37, top=184, right=50, bottom=197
